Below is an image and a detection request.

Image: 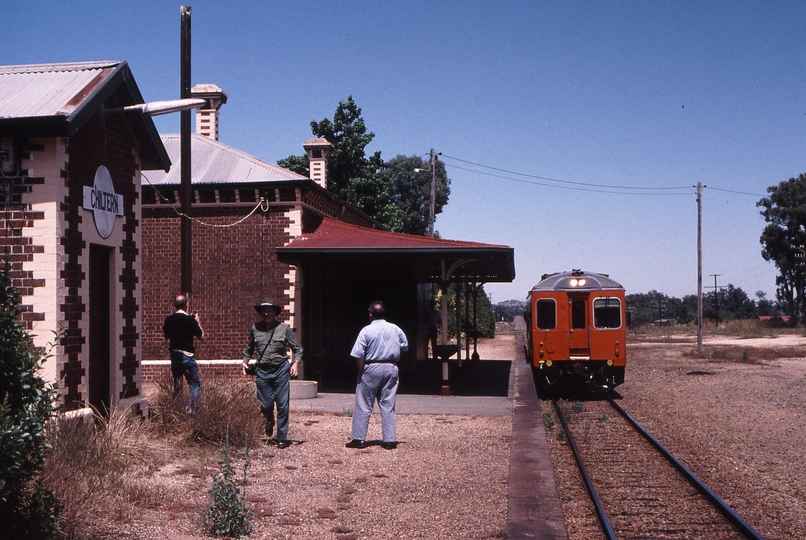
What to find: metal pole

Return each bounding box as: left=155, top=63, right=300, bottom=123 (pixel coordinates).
left=711, top=274, right=721, bottom=328
left=696, top=182, right=703, bottom=354
left=180, top=6, right=193, bottom=298
left=428, top=148, right=435, bottom=237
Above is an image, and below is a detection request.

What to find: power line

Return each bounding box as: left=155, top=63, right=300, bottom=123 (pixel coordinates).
left=445, top=163, right=690, bottom=195
left=440, top=153, right=767, bottom=198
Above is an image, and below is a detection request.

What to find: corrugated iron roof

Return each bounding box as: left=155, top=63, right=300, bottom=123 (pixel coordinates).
left=0, top=60, right=170, bottom=170
left=144, top=134, right=307, bottom=184
left=0, top=61, right=119, bottom=119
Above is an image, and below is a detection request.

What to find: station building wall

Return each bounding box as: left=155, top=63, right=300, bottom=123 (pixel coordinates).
left=0, top=112, right=147, bottom=414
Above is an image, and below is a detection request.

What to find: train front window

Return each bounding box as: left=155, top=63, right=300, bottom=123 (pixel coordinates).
left=536, top=299, right=556, bottom=330
left=593, top=297, right=621, bottom=329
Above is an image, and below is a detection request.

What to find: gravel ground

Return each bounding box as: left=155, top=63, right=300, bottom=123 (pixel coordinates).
left=90, top=336, right=517, bottom=540
left=547, top=333, right=806, bottom=540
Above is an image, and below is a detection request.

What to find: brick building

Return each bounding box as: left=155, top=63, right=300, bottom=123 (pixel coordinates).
left=0, top=61, right=171, bottom=414
left=141, top=84, right=515, bottom=391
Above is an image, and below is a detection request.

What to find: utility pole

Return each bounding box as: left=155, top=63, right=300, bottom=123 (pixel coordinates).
left=696, top=182, right=703, bottom=354
left=428, top=148, right=436, bottom=238
left=180, top=6, right=193, bottom=300
left=708, top=274, right=722, bottom=327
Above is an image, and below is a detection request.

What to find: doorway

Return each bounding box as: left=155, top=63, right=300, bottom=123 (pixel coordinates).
left=88, top=245, right=112, bottom=414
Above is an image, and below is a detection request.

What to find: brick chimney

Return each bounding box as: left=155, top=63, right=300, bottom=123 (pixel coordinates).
left=191, top=84, right=228, bottom=140
left=303, top=138, right=334, bottom=189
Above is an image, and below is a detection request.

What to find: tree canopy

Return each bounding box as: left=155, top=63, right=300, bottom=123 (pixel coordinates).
left=757, top=172, right=806, bottom=325
left=279, top=96, right=450, bottom=235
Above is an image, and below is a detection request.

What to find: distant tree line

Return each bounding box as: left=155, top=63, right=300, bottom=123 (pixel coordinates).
left=626, top=285, right=780, bottom=326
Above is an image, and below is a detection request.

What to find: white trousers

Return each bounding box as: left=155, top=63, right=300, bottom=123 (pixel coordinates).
left=351, top=363, right=399, bottom=442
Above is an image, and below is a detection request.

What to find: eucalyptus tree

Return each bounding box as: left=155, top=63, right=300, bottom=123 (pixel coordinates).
left=758, top=172, right=806, bottom=325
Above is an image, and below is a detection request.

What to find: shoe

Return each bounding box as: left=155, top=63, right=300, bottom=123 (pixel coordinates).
left=381, top=442, right=398, bottom=450
left=345, top=439, right=367, bottom=449
left=277, top=439, right=292, bottom=449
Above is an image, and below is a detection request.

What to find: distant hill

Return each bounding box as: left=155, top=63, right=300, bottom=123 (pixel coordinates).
left=494, top=300, right=528, bottom=322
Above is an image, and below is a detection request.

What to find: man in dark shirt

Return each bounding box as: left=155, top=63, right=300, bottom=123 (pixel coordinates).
left=163, top=294, right=205, bottom=413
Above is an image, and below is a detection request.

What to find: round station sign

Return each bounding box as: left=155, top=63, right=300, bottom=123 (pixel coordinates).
left=83, top=166, right=124, bottom=239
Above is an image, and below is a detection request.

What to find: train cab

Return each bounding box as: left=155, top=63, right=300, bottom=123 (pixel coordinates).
left=526, top=270, right=626, bottom=392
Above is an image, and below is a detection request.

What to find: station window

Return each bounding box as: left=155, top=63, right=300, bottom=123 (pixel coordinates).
left=535, top=299, right=556, bottom=330
left=593, top=297, right=621, bottom=329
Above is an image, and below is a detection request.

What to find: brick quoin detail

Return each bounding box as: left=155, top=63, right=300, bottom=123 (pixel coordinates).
left=60, top=113, right=142, bottom=409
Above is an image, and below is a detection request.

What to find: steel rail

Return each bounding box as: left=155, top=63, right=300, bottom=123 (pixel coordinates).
left=607, top=397, right=766, bottom=540
left=551, top=399, right=617, bottom=540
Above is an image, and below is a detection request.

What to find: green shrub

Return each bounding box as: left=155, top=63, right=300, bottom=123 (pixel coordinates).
left=0, top=254, right=61, bottom=538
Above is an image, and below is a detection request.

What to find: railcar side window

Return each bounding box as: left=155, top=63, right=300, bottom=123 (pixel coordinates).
left=593, top=297, right=621, bottom=329
left=535, top=299, right=556, bottom=330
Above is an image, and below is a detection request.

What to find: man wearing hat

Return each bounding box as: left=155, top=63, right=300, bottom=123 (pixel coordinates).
left=242, top=298, right=303, bottom=449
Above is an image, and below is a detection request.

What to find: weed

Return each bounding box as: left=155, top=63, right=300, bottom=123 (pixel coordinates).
left=598, top=413, right=608, bottom=423
left=572, top=401, right=584, bottom=413
left=742, top=349, right=749, bottom=362
left=582, top=423, right=590, bottom=443
left=556, top=429, right=567, bottom=442
left=711, top=349, right=729, bottom=359
left=205, top=428, right=254, bottom=537
left=542, top=412, right=555, bottom=431
left=341, top=407, right=354, bottom=417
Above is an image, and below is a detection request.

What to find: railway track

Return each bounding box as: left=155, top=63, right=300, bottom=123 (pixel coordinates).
left=550, top=397, right=765, bottom=540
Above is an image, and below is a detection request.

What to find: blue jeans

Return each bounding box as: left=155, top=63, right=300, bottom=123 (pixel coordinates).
left=255, top=361, right=291, bottom=440
left=170, top=350, right=201, bottom=412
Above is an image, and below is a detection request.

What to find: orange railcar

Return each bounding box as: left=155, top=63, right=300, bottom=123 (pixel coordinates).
left=525, top=270, right=626, bottom=392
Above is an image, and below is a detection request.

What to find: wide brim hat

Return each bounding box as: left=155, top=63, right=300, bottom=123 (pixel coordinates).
left=254, top=298, right=282, bottom=314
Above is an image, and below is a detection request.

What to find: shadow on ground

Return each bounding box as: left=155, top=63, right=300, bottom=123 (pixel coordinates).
left=317, top=360, right=512, bottom=397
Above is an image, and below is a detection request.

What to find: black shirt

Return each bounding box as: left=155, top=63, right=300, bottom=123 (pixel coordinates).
left=163, top=311, right=203, bottom=353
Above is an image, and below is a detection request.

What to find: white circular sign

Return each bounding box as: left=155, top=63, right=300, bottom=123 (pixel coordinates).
left=83, top=166, right=124, bottom=239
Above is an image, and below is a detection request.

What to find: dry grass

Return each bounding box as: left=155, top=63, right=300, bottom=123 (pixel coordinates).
left=146, top=370, right=264, bottom=446
left=629, top=318, right=800, bottom=341
left=42, top=406, right=165, bottom=538
left=41, top=374, right=265, bottom=539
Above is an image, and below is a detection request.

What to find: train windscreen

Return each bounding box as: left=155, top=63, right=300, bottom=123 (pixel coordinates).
left=536, top=299, right=556, bottom=329
left=593, top=297, right=621, bottom=329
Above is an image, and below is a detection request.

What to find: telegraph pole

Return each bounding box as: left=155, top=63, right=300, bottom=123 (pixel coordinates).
left=428, top=148, right=436, bottom=238
left=180, top=6, right=193, bottom=299
left=697, top=182, right=703, bottom=354
left=708, top=274, right=722, bottom=327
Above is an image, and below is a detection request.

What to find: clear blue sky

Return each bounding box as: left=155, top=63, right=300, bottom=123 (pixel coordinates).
left=5, top=1, right=804, bottom=302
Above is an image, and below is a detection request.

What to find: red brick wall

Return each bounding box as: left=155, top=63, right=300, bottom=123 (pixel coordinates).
left=141, top=203, right=298, bottom=361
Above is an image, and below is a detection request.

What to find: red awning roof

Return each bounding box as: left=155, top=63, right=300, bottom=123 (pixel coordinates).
left=277, top=217, right=515, bottom=283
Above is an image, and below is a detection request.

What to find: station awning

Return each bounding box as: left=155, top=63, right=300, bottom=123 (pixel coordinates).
left=276, top=217, right=515, bottom=283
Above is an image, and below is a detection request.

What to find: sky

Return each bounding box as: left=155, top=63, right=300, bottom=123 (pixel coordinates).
left=4, top=1, right=804, bottom=303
